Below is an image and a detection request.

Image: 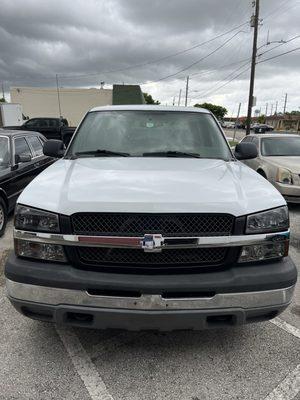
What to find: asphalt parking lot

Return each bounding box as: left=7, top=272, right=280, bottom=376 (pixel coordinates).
left=0, top=211, right=299, bottom=400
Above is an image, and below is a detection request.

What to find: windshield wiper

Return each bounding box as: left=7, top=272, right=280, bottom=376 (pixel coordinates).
left=74, top=149, right=130, bottom=157
left=143, top=151, right=201, bottom=158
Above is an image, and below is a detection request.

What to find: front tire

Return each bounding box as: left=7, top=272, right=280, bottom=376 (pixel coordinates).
left=257, top=170, right=267, bottom=179
left=0, top=198, right=8, bottom=237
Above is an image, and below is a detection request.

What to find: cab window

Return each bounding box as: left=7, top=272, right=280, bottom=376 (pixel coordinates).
left=14, top=137, right=32, bottom=160
left=27, top=136, right=43, bottom=157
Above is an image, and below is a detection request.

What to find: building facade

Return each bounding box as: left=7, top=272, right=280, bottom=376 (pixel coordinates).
left=10, top=85, right=144, bottom=126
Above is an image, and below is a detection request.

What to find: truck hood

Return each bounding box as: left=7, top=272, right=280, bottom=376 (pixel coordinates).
left=265, top=156, right=300, bottom=174
left=18, top=158, right=285, bottom=217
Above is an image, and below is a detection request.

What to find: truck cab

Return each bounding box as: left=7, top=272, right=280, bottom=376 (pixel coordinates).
left=5, top=117, right=75, bottom=141
left=5, top=105, right=297, bottom=330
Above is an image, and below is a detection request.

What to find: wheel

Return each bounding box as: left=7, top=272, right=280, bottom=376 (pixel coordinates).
left=0, top=198, right=8, bottom=238
left=257, top=170, right=267, bottom=179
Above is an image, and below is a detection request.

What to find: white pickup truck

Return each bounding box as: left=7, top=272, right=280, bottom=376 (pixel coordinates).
left=5, top=105, right=297, bottom=330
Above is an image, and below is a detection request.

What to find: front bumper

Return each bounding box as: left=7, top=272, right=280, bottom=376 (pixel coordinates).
left=274, top=182, right=300, bottom=203
left=5, top=253, right=297, bottom=330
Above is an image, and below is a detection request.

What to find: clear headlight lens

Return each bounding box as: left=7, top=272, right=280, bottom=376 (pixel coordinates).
left=246, top=206, right=289, bottom=234
left=238, top=242, right=287, bottom=263
left=15, top=239, right=66, bottom=262
left=276, top=168, right=293, bottom=185
left=15, top=205, right=59, bottom=233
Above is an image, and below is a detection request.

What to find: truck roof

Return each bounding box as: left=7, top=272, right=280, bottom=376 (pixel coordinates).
left=89, top=105, right=210, bottom=113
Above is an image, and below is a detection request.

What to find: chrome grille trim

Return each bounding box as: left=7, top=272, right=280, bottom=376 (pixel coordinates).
left=14, top=229, right=290, bottom=249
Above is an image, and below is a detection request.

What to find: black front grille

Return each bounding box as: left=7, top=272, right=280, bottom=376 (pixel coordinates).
left=77, top=247, right=227, bottom=267
left=71, top=213, right=234, bottom=237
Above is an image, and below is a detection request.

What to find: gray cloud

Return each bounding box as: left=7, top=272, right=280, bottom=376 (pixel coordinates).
left=0, top=0, right=300, bottom=114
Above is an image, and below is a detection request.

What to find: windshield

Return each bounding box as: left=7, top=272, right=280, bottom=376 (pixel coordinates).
left=261, top=137, right=300, bottom=156
left=0, top=137, right=10, bottom=169
left=67, top=111, right=232, bottom=160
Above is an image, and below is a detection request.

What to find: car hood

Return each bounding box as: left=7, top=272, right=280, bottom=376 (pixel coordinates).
left=18, top=157, right=285, bottom=217
left=264, top=156, right=300, bottom=174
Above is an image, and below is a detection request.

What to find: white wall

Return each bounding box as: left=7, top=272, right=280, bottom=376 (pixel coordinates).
left=10, top=87, right=113, bottom=126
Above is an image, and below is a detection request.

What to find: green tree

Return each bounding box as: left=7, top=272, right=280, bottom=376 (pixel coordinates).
left=194, top=102, right=227, bottom=120
left=0, top=97, right=5, bottom=103
left=257, top=115, right=265, bottom=123
left=143, top=92, right=160, bottom=105
left=287, top=110, right=300, bottom=115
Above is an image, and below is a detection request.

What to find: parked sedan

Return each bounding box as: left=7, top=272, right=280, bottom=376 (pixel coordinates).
left=239, top=133, right=300, bottom=203
left=251, top=124, right=274, bottom=133
left=0, top=130, right=53, bottom=236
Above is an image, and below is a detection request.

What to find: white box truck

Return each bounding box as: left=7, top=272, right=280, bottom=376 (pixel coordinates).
left=0, top=103, right=23, bottom=127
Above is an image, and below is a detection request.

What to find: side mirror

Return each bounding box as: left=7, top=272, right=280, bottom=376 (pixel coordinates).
left=234, top=142, right=258, bottom=160
left=43, top=139, right=65, bottom=158
left=15, top=154, right=31, bottom=163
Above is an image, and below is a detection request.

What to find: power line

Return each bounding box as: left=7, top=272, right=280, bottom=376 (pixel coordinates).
left=257, top=45, right=300, bottom=64
left=262, top=0, right=290, bottom=20
left=189, top=60, right=250, bottom=95
left=189, top=58, right=251, bottom=92
left=190, top=63, right=251, bottom=100
left=257, top=34, right=300, bottom=58
left=58, top=22, right=249, bottom=80
left=139, top=30, right=245, bottom=85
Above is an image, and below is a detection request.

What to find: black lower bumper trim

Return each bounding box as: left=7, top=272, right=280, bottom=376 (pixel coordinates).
left=10, top=298, right=287, bottom=331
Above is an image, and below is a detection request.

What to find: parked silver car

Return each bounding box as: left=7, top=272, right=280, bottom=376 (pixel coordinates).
left=239, top=133, right=300, bottom=203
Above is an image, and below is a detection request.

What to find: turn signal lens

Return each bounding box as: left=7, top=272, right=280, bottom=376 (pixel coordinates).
left=15, top=239, right=66, bottom=262
left=238, top=241, right=287, bottom=263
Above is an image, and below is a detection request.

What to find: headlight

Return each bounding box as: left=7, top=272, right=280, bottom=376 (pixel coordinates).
left=276, top=168, right=293, bottom=185
left=15, top=239, right=66, bottom=262
left=15, top=205, right=59, bottom=233
left=246, top=206, right=289, bottom=234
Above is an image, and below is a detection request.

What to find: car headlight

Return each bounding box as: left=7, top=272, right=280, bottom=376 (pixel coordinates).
left=14, top=205, right=66, bottom=262
left=15, top=205, right=59, bottom=233
left=246, top=206, right=289, bottom=234
left=276, top=167, right=293, bottom=185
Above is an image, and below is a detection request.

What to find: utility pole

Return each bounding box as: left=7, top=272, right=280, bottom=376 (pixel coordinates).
left=265, top=103, right=268, bottom=116
left=283, top=93, right=287, bottom=114
left=1, top=82, right=5, bottom=101
left=275, top=100, right=278, bottom=114
left=270, top=104, right=273, bottom=116
left=246, top=0, right=260, bottom=135
left=233, top=102, right=241, bottom=142
left=178, top=89, right=182, bottom=106
left=172, top=96, right=176, bottom=106
left=55, top=74, right=62, bottom=118
left=185, top=76, right=189, bottom=107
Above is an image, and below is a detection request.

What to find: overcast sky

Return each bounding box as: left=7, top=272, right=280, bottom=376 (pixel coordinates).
left=0, top=0, right=300, bottom=116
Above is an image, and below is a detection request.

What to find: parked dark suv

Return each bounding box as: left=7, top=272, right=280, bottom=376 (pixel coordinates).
left=0, top=130, right=53, bottom=236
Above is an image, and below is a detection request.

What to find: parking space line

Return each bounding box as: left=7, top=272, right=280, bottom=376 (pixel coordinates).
left=56, top=326, right=114, bottom=400
left=264, top=364, right=300, bottom=400
left=270, top=318, right=300, bottom=340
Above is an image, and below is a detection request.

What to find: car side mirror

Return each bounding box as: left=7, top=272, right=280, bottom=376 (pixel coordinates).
left=234, top=142, right=258, bottom=160
left=43, top=140, right=65, bottom=158
left=15, top=154, right=31, bottom=163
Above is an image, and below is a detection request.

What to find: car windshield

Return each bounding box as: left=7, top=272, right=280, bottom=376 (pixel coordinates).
left=261, top=137, right=300, bottom=156
left=0, top=136, right=10, bottom=169
left=67, top=111, right=232, bottom=160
